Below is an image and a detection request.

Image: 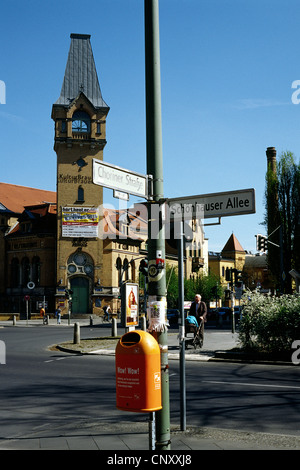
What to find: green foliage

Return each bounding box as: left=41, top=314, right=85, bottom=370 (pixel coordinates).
left=185, top=273, right=223, bottom=303
left=264, top=150, right=300, bottom=292
left=165, top=263, right=222, bottom=307
left=165, top=264, right=179, bottom=308
left=239, top=290, right=300, bottom=353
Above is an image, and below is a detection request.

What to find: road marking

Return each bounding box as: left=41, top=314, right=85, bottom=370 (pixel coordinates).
left=44, top=357, right=68, bottom=363
left=203, top=380, right=300, bottom=390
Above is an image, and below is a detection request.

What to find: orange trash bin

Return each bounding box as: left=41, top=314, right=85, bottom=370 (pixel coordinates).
left=115, top=330, right=162, bottom=412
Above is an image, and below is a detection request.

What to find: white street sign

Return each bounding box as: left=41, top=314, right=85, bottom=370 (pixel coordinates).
left=166, top=188, right=255, bottom=219
left=93, top=159, right=148, bottom=199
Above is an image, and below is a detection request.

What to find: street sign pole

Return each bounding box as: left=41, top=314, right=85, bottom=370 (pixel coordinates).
left=145, top=0, right=170, bottom=450
left=178, top=220, right=186, bottom=431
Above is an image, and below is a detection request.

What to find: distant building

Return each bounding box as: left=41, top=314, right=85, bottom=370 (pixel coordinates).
left=0, top=184, right=56, bottom=315
left=209, top=233, right=245, bottom=289
left=243, top=253, right=273, bottom=292
left=209, top=233, right=273, bottom=304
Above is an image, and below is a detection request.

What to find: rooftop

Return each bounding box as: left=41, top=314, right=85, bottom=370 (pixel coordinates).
left=54, top=33, right=109, bottom=110
left=0, top=183, right=56, bottom=215
left=222, top=233, right=245, bottom=253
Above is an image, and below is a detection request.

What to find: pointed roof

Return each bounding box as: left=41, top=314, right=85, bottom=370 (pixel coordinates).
left=222, top=233, right=245, bottom=253
left=0, top=183, right=56, bottom=215
left=55, top=34, right=109, bottom=110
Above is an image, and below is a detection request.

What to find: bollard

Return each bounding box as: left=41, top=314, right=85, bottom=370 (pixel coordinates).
left=141, top=315, right=147, bottom=331
left=73, top=322, right=80, bottom=344
left=90, top=315, right=93, bottom=326
left=13, top=315, right=16, bottom=326
left=111, top=317, right=117, bottom=337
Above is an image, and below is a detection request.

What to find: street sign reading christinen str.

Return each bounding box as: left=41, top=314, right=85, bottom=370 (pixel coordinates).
left=166, top=188, right=255, bottom=219
left=93, top=159, right=148, bottom=199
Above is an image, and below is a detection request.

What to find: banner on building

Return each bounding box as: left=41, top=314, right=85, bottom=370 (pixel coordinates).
left=62, top=207, right=99, bottom=238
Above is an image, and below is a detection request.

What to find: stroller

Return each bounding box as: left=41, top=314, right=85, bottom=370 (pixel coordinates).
left=185, top=315, right=203, bottom=349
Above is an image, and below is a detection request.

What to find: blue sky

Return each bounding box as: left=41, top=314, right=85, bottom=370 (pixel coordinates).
left=1, top=0, right=300, bottom=252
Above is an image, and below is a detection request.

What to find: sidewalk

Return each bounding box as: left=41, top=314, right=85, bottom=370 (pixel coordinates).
left=1, top=421, right=299, bottom=450
left=1, top=318, right=299, bottom=451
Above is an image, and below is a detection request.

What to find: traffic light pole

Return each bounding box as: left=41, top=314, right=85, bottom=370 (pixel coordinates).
left=144, top=0, right=170, bottom=450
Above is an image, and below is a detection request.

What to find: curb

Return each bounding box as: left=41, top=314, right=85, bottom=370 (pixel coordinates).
left=56, top=344, right=294, bottom=365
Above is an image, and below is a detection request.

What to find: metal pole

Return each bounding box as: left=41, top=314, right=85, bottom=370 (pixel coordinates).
left=178, top=220, right=186, bottom=431
left=149, top=412, right=156, bottom=450
left=144, top=0, right=170, bottom=450
left=231, top=292, right=235, bottom=334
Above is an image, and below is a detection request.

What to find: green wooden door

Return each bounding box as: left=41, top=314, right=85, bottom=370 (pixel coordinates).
left=71, top=277, right=89, bottom=314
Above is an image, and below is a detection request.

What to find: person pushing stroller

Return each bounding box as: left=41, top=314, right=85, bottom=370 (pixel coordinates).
left=188, top=294, right=207, bottom=343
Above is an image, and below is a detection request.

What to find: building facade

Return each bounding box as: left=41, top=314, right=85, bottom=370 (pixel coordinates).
left=51, top=33, right=110, bottom=316
left=0, top=34, right=208, bottom=318
left=0, top=184, right=56, bottom=316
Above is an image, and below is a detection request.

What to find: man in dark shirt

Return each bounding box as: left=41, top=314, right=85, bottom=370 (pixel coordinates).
left=189, top=294, right=207, bottom=341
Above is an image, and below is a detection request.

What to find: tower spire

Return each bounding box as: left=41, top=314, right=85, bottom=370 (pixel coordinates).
left=55, top=33, right=109, bottom=110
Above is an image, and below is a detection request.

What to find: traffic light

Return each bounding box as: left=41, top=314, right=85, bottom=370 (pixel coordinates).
left=256, top=234, right=267, bottom=252
left=65, top=288, right=73, bottom=299
left=235, top=270, right=243, bottom=288
left=139, top=259, right=148, bottom=276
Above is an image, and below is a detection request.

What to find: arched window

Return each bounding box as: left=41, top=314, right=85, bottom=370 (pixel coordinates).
left=21, top=257, right=30, bottom=287
left=123, top=259, right=129, bottom=281
left=32, top=256, right=40, bottom=286
left=116, top=257, right=122, bottom=285
left=77, top=186, right=84, bottom=202
left=11, top=258, right=20, bottom=287
left=67, top=251, right=94, bottom=278
left=72, top=111, right=91, bottom=133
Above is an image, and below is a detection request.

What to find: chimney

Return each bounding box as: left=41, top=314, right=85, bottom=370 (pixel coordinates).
left=266, top=147, right=277, bottom=173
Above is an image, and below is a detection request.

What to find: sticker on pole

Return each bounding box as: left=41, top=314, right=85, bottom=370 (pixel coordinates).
left=147, top=296, right=167, bottom=332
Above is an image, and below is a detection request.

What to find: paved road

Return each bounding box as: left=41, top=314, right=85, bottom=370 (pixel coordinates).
left=0, top=320, right=300, bottom=452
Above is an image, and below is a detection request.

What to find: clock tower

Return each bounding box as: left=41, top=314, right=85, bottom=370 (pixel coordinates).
left=52, top=34, right=109, bottom=315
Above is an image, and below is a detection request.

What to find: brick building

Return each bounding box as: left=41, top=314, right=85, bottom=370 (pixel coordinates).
left=0, top=34, right=207, bottom=318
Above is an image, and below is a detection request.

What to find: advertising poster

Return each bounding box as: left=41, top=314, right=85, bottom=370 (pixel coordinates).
left=125, top=283, right=139, bottom=327
left=62, top=207, right=99, bottom=238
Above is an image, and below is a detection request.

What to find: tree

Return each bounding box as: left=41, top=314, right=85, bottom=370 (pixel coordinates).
left=184, top=273, right=223, bottom=304
left=165, top=264, right=178, bottom=308
left=264, top=151, right=300, bottom=292
left=165, top=264, right=222, bottom=307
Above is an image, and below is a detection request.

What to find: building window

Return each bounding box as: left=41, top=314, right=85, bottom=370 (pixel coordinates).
left=77, top=186, right=84, bottom=202
left=21, top=257, right=30, bottom=287
left=72, top=111, right=91, bottom=133
left=11, top=258, right=20, bottom=287
left=96, top=122, right=101, bottom=134
left=116, top=257, right=122, bottom=285
left=32, top=256, right=40, bottom=286
left=67, top=251, right=94, bottom=278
